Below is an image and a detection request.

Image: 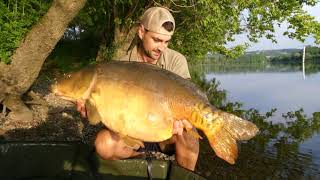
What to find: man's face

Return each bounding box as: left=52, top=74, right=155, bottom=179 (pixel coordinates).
left=138, top=26, right=172, bottom=60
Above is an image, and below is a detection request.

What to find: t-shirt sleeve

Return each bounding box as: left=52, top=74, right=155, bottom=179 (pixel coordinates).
left=171, top=55, right=191, bottom=79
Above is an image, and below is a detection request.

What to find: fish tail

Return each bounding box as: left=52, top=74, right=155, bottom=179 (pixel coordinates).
left=190, top=103, right=259, bottom=164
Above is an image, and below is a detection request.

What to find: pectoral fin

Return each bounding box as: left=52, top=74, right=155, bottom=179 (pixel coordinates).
left=85, top=99, right=101, bottom=125
left=120, top=135, right=144, bottom=150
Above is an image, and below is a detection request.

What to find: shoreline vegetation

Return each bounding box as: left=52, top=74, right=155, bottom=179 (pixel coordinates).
left=188, top=46, right=320, bottom=75
left=191, top=46, right=320, bottom=64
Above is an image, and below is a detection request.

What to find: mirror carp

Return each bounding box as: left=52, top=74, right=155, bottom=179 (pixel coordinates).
left=52, top=61, right=259, bottom=164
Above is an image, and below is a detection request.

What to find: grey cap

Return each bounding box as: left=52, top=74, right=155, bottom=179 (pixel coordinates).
left=140, top=7, right=175, bottom=36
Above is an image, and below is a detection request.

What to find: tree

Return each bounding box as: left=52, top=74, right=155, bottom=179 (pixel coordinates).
left=71, top=0, right=320, bottom=61
left=0, top=0, right=86, bottom=121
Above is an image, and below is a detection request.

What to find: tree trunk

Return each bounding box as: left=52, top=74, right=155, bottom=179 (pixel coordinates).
left=95, top=0, right=139, bottom=62
left=0, top=0, right=87, bottom=121
left=112, top=25, right=138, bottom=60
left=95, top=26, right=137, bottom=62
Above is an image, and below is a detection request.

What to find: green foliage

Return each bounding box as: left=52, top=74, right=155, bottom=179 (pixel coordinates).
left=0, top=0, right=51, bottom=63
left=64, top=0, right=320, bottom=60
left=97, top=44, right=116, bottom=62
left=69, top=0, right=147, bottom=51
left=168, top=0, right=248, bottom=58
left=305, top=46, right=320, bottom=58
left=270, top=46, right=320, bottom=64
left=165, top=0, right=320, bottom=58
left=46, top=38, right=99, bottom=72
left=2, top=0, right=320, bottom=63
left=283, top=109, right=320, bottom=141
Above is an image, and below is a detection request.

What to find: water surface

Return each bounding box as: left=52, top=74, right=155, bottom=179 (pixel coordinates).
left=206, top=72, right=320, bottom=121
left=192, top=63, right=320, bottom=179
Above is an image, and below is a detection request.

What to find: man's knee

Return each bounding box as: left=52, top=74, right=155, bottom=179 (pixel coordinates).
left=95, top=129, right=117, bottom=160
left=94, top=129, right=141, bottom=160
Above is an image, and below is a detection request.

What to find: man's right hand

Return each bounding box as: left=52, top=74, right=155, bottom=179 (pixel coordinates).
left=76, top=99, right=87, bottom=118
left=172, top=119, right=193, bottom=136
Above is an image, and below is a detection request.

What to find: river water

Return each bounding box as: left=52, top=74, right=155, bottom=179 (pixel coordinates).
left=206, top=71, right=320, bottom=121
left=192, top=63, right=320, bottom=179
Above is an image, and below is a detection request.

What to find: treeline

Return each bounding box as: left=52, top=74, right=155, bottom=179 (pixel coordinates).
left=191, top=52, right=268, bottom=65
left=196, top=46, right=320, bottom=65
left=270, top=46, right=320, bottom=64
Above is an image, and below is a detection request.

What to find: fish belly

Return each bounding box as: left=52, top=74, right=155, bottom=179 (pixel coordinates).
left=91, top=80, right=174, bottom=142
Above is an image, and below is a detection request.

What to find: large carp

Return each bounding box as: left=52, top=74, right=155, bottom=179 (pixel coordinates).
left=52, top=61, right=259, bottom=164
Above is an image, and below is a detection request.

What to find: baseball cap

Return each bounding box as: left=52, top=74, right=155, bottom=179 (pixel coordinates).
left=140, top=7, right=175, bottom=36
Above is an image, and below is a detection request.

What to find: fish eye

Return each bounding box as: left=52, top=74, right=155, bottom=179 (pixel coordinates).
left=63, top=73, right=72, bottom=78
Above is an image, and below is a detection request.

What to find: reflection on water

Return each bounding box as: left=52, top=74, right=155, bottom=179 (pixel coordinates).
left=191, top=63, right=320, bottom=179
left=206, top=72, right=320, bottom=121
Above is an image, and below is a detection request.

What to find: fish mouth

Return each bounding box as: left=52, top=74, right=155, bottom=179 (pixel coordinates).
left=51, top=84, right=77, bottom=102
left=51, top=84, right=61, bottom=96
left=53, top=93, right=77, bottom=103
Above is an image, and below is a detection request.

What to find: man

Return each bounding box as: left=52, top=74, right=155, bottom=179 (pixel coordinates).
left=78, top=7, right=199, bottom=171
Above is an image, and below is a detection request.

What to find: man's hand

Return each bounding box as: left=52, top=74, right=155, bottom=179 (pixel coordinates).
left=76, top=99, right=87, bottom=118
left=172, top=119, right=193, bottom=136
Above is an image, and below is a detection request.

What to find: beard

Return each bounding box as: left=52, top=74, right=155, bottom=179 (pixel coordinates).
left=144, top=49, right=155, bottom=60
left=141, top=43, right=161, bottom=60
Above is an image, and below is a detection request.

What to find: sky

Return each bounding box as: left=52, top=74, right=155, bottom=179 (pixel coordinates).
left=228, top=4, right=320, bottom=51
